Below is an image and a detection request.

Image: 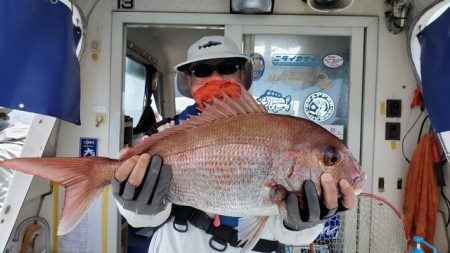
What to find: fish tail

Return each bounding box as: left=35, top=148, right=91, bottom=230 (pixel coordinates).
left=0, top=157, right=121, bottom=235
left=237, top=216, right=269, bottom=252
left=285, top=95, right=292, bottom=103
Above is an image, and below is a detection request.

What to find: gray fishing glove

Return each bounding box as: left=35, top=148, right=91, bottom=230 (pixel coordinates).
left=284, top=180, right=347, bottom=231
left=111, top=155, right=172, bottom=215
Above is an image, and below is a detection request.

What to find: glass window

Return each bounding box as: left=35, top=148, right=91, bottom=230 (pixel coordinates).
left=245, top=34, right=350, bottom=143
left=124, top=57, right=147, bottom=128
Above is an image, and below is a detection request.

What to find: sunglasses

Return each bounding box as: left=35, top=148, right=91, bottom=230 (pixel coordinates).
left=188, top=61, right=240, bottom=78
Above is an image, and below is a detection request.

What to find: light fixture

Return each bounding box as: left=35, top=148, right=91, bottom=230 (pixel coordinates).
left=306, top=0, right=355, bottom=12
left=230, top=0, right=274, bottom=14
left=385, top=0, right=410, bottom=34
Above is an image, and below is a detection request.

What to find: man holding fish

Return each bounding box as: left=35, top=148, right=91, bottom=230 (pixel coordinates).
left=112, top=36, right=360, bottom=253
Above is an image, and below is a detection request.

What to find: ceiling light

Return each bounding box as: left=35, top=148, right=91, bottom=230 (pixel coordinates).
left=307, top=0, right=355, bottom=12
left=230, top=0, right=275, bottom=14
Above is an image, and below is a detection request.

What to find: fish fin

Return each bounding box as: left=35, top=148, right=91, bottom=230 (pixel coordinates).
left=0, top=157, right=121, bottom=235
left=237, top=216, right=268, bottom=252
left=58, top=184, right=104, bottom=235
left=125, top=88, right=267, bottom=159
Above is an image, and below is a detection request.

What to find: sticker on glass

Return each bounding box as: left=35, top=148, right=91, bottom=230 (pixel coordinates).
left=303, top=92, right=335, bottom=122
left=323, top=54, right=344, bottom=68
left=251, top=53, right=265, bottom=81
left=256, top=90, right=291, bottom=113
left=272, top=54, right=320, bottom=67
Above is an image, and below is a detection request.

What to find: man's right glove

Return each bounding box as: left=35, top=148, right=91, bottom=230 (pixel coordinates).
left=111, top=154, right=172, bottom=215
left=283, top=180, right=347, bottom=231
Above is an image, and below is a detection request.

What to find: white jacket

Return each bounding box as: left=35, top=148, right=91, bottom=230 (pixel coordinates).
left=117, top=202, right=323, bottom=253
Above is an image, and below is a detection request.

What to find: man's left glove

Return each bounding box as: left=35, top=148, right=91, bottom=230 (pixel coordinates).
left=283, top=180, right=346, bottom=231
left=111, top=155, right=172, bottom=215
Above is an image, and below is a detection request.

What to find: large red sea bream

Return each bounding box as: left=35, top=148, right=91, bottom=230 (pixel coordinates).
left=0, top=89, right=365, bottom=251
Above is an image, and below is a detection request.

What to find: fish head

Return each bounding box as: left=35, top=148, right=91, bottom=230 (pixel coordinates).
left=318, top=144, right=366, bottom=194
left=274, top=122, right=366, bottom=201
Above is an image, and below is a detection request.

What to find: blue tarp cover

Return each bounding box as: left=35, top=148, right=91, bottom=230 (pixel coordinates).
left=0, top=1, right=81, bottom=124
left=418, top=7, right=450, bottom=132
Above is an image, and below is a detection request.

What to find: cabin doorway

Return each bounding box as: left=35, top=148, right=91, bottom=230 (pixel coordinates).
left=110, top=12, right=378, bottom=253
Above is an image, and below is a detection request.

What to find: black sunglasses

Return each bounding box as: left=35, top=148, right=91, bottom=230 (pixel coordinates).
left=188, top=61, right=240, bottom=78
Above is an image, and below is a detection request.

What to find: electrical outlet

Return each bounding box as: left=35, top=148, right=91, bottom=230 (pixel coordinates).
left=386, top=99, right=402, bottom=117
left=385, top=122, right=401, bottom=140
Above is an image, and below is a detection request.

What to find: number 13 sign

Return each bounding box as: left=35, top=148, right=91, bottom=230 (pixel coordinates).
left=118, top=0, right=134, bottom=9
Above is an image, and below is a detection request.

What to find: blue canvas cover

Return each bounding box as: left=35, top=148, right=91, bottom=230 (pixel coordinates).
left=418, top=7, right=450, bottom=132
left=0, top=1, right=81, bottom=125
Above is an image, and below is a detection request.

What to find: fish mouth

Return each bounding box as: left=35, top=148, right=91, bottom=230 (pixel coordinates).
left=350, top=172, right=366, bottom=185
left=349, top=172, right=367, bottom=196
left=353, top=188, right=363, bottom=196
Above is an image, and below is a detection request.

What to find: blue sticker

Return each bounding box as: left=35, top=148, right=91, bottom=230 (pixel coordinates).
left=316, top=215, right=341, bottom=240
left=272, top=54, right=320, bottom=66
left=250, top=52, right=265, bottom=81
left=80, top=138, right=98, bottom=157
left=256, top=90, right=291, bottom=113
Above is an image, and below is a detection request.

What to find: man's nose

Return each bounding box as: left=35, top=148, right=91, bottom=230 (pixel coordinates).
left=210, top=70, right=224, bottom=78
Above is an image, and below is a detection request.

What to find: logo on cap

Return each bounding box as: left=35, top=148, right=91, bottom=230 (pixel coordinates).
left=198, top=41, right=222, bottom=49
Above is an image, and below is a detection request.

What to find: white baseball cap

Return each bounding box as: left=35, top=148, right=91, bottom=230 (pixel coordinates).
left=174, top=36, right=250, bottom=71
left=175, top=36, right=253, bottom=98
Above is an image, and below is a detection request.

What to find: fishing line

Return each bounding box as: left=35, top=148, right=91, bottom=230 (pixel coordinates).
left=401, top=110, right=424, bottom=163
left=441, top=187, right=450, bottom=227
left=418, top=115, right=430, bottom=143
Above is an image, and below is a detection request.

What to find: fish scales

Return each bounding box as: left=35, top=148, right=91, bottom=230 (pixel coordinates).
left=164, top=144, right=277, bottom=216
left=141, top=113, right=339, bottom=216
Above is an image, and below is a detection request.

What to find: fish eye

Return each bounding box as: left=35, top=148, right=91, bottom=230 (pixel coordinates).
left=323, top=146, right=341, bottom=166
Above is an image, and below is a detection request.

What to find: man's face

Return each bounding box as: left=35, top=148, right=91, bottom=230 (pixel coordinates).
left=186, top=58, right=242, bottom=94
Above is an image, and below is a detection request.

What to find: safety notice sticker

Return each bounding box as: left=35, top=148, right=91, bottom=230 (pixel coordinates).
left=80, top=138, right=98, bottom=157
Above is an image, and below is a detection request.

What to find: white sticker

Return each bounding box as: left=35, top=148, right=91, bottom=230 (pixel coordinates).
left=322, top=125, right=344, bottom=140
left=323, top=54, right=344, bottom=68
left=304, top=92, right=335, bottom=122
